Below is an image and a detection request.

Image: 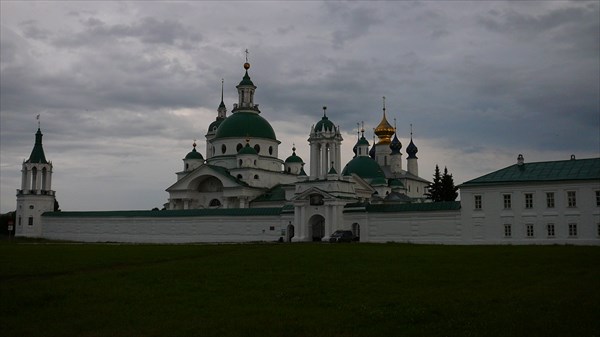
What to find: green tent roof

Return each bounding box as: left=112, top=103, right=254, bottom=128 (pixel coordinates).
left=27, top=128, right=48, bottom=164
left=460, top=157, right=600, bottom=187
left=214, top=111, right=276, bottom=140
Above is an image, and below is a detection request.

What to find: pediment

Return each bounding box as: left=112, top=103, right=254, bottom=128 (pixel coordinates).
left=166, top=164, right=245, bottom=192
left=291, top=186, right=337, bottom=202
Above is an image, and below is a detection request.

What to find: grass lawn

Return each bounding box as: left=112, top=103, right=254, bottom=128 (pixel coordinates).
left=1, top=240, right=599, bottom=337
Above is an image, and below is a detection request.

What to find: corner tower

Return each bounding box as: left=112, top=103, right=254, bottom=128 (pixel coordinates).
left=16, top=127, right=55, bottom=237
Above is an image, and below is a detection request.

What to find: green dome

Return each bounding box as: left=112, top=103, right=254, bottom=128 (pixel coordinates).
left=208, top=117, right=225, bottom=133
left=238, top=143, right=258, bottom=155
left=342, top=156, right=386, bottom=181
left=214, top=112, right=276, bottom=140
left=285, top=153, right=303, bottom=163
left=389, top=178, right=404, bottom=188
left=185, top=147, right=204, bottom=160
left=315, top=116, right=334, bottom=132
left=356, top=136, right=370, bottom=146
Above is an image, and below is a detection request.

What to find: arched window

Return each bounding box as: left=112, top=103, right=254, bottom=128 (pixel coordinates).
left=209, top=199, right=221, bottom=207
left=253, top=160, right=257, bottom=166
left=185, top=163, right=189, bottom=170
left=254, top=144, right=261, bottom=153
left=237, top=174, right=243, bottom=180
left=221, top=144, right=227, bottom=154
left=238, top=159, right=243, bottom=167
left=269, top=146, right=273, bottom=155
left=254, top=174, right=259, bottom=180
left=237, top=143, right=243, bottom=152
left=287, top=167, right=291, bottom=173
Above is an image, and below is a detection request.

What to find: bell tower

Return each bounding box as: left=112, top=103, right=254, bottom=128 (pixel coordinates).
left=16, top=126, right=56, bottom=237
left=308, top=107, right=343, bottom=179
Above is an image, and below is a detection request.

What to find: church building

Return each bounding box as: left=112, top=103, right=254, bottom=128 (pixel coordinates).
left=14, top=60, right=600, bottom=245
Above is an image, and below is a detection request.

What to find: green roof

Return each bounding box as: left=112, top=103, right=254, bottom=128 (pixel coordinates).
left=315, top=116, right=334, bottom=132
left=214, top=111, right=276, bottom=140
left=208, top=117, right=225, bottom=132
left=43, top=207, right=285, bottom=218
left=460, top=158, right=600, bottom=187
left=342, top=156, right=386, bottom=180
left=238, top=70, right=255, bottom=86
left=285, top=151, right=303, bottom=163
left=354, top=201, right=461, bottom=213
left=356, top=136, right=370, bottom=146
left=185, top=147, right=204, bottom=160
left=238, top=143, right=258, bottom=155
left=27, top=128, right=48, bottom=164
left=251, top=184, right=289, bottom=203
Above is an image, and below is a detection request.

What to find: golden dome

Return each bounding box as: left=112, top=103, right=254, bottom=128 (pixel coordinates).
left=374, top=111, right=395, bottom=144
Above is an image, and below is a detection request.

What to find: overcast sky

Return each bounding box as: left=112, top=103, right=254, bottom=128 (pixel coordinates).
left=1, top=1, right=598, bottom=213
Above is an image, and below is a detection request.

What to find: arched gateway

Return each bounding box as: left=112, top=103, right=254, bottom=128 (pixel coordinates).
left=308, top=214, right=325, bottom=242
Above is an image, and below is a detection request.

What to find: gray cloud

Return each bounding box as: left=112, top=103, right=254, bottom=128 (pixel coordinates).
left=1, top=1, right=598, bottom=213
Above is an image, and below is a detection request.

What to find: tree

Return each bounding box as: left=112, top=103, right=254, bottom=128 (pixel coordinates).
left=426, top=165, right=443, bottom=202
left=441, top=166, right=459, bottom=201
left=427, top=165, right=458, bottom=202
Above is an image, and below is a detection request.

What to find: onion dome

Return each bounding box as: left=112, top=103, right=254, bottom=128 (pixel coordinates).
left=342, top=156, right=386, bottom=182
left=407, top=138, right=418, bottom=159
left=27, top=128, right=48, bottom=164
left=374, top=98, right=395, bottom=144
left=214, top=112, right=276, bottom=140
left=238, top=142, right=258, bottom=155
left=389, top=134, right=402, bottom=154
left=315, top=115, right=334, bottom=132
left=185, top=142, right=204, bottom=160
left=285, top=146, right=304, bottom=163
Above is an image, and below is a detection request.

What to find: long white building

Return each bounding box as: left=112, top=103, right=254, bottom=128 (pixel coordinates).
left=14, top=61, right=600, bottom=245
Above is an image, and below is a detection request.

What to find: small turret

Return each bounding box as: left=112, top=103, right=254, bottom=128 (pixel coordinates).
left=284, top=145, right=304, bottom=175
left=406, top=124, right=419, bottom=176
left=183, top=141, right=204, bottom=172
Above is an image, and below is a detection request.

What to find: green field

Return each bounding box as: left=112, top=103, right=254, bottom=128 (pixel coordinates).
left=1, top=241, right=599, bottom=337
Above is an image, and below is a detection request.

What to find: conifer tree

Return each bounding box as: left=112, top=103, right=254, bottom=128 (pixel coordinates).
left=441, top=166, right=459, bottom=201
left=426, top=165, right=443, bottom=202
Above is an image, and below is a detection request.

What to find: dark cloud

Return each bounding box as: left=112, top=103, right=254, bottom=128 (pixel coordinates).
left=1, top=1, right=598, bottom=212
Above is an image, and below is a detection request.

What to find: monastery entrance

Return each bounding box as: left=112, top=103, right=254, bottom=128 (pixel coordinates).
left=309, top=214, right=325, bottom=242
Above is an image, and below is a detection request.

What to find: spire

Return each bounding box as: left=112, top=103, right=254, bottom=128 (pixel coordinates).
left=27, top=127, right=48, bottom=164
left=217, top=78, right=227, bottom=118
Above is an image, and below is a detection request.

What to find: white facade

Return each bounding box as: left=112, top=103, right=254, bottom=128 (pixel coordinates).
left=460, top=180, right=600, bottom=245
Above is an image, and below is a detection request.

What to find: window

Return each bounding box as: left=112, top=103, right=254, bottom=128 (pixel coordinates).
left=185, top=163, right=189, bottom=170
left=236, top=174, right=243, bottom=180
left=597, top=223, right=600, bottom=237
left=526, top=224, right=534, bottom=237
left=236, top=143, right=243, bottom=152
left=269, top=146, right=273, bottom=155
left=525, top=193, right=533, bottom=209
left=546, top=192, right=555, bottom=208
left=238, top=159, right=242, bottom=167
left=18, top=217, right=22, bottom=226
left=568, top=223, right=577, bottom=237
left=254, top=174, right=259, bottom=180
left=503, top=194, right=511, bottom=209
left=28, top=217, right=33, bottom=226
left=221, top=144, right=227, bottom=154
left=209, top=199, right=221, bottom=207
left=474, top=195, right=482, bottom=210
left=254, top=144, right=260, bottom=154
left=547, top=223, right=555, bottom=238
left=567, top=191, right=576, bottom=207
left=504, top=224, right=512, bottom=237
left=596, top=191, right=600, bottom=206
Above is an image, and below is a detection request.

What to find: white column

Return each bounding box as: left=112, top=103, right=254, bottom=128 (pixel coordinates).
left=46, top=168, right=52, bottom=191
left=310, top=143, right=317, bottom=179
left=319, top=142, right=326, bottom=178
left=25, top=168, right=31, bottom=190
left=21, top=168, right=27, bottom=190
left=325, top=206, right=331, bottom=236
left=35, top=167, right=42, bottom=190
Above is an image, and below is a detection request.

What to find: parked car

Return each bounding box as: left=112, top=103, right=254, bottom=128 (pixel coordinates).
left=329, top=230, right=355, bottom=243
